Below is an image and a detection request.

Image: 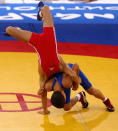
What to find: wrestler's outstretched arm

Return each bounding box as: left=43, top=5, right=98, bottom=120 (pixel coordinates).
left=38, top=88, right=50, bottom=115
left=37, top=63, right=50, bottom=114
left=71, top=63, right=81, bottom=90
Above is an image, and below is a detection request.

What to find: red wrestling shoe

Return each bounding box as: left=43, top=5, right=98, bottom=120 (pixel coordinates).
left=103, top=98, right=115, bottom=112
left=79, top=91, right=88, bottom=108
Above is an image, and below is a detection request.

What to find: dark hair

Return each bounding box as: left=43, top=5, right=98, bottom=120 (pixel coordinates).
left=51, top=91, right=65, bottom=108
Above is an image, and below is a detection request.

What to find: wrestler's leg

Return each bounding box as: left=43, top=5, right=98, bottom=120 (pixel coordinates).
left=41, top=6, right=78, bottom=81
left=63, top=91, right=88, bottom=111
left=6, top=26, right=32, bottom=42
left=87, top=87, right=105, bottom=101
left=41, top=5, right=54, bottom=27
left=6, top=5, right=53, bottom=41
left=86, top=86, right=114, bottom=111
left=40, top=5, right=79, bottom=86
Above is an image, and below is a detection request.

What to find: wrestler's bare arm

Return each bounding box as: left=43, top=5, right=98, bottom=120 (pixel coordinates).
left=61, top=64, right=81, bottom=90
left=59, top=56, right=79, bottom=87
left=71, top=64, right=81, bottom=90
left=38, top=81, right=51, bottom=115
left=37, top=63, right=50, bottom=114
left=38, top=88, right=50, bottom=115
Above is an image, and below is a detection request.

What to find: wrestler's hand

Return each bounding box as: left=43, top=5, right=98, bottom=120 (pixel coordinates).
left=69, top=70, right=79, bottom=85
left=38, top=110, right=50, bottom=115
left=38, top=88, right=46, bottom=96
left=72, top=77, right=82, bottom=90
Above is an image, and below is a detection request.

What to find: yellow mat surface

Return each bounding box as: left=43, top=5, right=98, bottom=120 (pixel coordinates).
left=0, top=52, right=118, bottom=131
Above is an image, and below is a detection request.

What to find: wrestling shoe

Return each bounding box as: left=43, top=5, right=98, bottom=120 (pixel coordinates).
left=37, top=1, right=44, bottom=21
left=103, top=98, right=115, bottom=112
left=79, top=91, right=88, bottom=108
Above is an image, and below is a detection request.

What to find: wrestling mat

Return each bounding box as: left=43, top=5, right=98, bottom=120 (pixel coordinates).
left=0, top=51, right=117, bottom=131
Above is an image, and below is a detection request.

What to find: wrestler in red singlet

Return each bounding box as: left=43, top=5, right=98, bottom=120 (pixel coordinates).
left=29, top=27, right=60, bottom=78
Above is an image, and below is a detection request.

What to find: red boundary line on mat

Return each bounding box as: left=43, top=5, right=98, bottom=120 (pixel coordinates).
left=58, top=42, right=118, bottom=59
left=0, top=41, right=35, bottom=52
left=0, top=41, right=118, bottom=59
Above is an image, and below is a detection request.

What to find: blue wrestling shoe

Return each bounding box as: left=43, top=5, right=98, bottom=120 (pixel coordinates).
left=37, top=1, right=44, bottom=21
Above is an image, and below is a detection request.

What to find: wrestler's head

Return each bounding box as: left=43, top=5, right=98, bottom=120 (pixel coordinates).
left=51, top=90, right=66, bottom=108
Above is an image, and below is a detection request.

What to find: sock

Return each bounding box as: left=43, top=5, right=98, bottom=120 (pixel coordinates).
left=76, top=94, right=81, bottom=101
left=103, top=97, right=108, bottom=102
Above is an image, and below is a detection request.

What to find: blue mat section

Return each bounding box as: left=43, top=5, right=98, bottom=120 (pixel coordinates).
left=0, top=4, right=118, bottom=45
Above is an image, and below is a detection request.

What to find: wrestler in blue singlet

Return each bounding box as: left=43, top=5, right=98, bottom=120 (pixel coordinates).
left=52, top=63, right=92, bottom=104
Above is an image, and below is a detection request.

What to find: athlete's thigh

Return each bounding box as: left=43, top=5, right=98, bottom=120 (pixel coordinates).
left=6, top=26, right=32, bottom=42
left=79, top=70, right=92, bottom=90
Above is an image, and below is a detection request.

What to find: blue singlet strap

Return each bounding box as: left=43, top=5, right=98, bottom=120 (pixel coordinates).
left=52, top=78, right=57, bottom=90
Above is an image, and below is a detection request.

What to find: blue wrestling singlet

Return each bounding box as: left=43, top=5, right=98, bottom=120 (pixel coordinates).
left=52, top=63, right=92, bottom=104
left=68, top=63, right=92, bottom=90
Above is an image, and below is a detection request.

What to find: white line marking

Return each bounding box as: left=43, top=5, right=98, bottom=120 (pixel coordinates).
left=77, top=113, right=90, bottom=131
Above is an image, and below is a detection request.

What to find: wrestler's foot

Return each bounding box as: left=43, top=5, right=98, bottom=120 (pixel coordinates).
left=37, top=1, right=44, bottom=21
left=3, top=27, right=21, bottom=36
left=103, top=98, right=115, bottom=112
left=79, top=91, right=88, bottom=108
left=2, top=32, right=10, bottom=36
